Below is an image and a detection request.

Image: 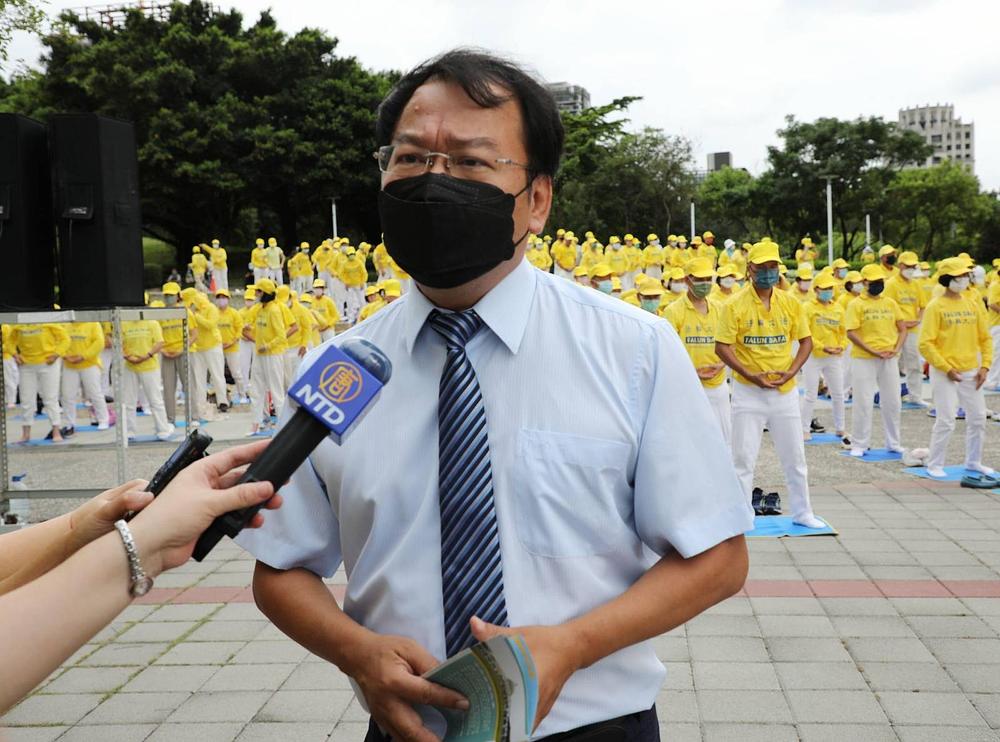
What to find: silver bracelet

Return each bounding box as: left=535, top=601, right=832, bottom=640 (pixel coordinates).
left=113, top=519, right=154, bottom=597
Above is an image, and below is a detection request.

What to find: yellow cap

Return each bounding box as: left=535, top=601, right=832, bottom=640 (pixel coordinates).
left=162, top=281, right=181, bottom=295
left=919, top=261, right=930, bottom=271
left=268, top=237, right=277, bottom=247
left=243, top=288, right=256, bottom=301
left=192, top=245, right=201, bottom=254
left=624, top=234, right=634, bottom=242
left=211, top=238, right=220, bottom=245
left=255, top=238, right=264, bottom=246
left=832, top=258, right=849, bottom=269
left=300, top=241, right=309, bottom=249
left=668, top=234, right=678, bottom=242
left=666, top=267, right=686, bottom=281
left=647, top=233, right=658, bottom=242
left=676, top=234, right=688, bottom=243
left=779, top=264, right=788, bottom=275
left=861, top=264, right=888, bottom=281
left=897, top=251, right=919, bottom=266
left=299, top=293, right=313, bottom=304
left=611, top=276, right=622, bottom=290
left=256, top=278, right=277, bottom=293
left=638, top=282, right=665, bottom=296
left=180, top=287, right=199, bottom=303
left=814, top=274, right=837, bottom=290
left=364, top=284, right=381, bottom=297
left=556, top=228, right=566, bottom=237
left=936, top=257, right=972, bottom=278
left=383, top=278, right=402, bottom=297
left=590, top=262, right=613, bottom=279
left=573, top=265, right=589, bottom=277
left=276, top=285, right=290, bottom=301
left=621, top=288, right=638, bottom=301
left=313, top=278, right=326, bottom=289
left=703, top=231, right=714, bottom=239
left=609, top=235, right=620, bottom=244
left=149, top=299, right=165, bottom=308
left=215, top=288, right=230, bottom=298
left=748, top=242, right=782, bottom=265
left=958, top=252, right=971, bottom=260
left=685, top=257, right=715, bottom=279
left=878, top=244, right=896, bottom=257
left=691, top=236, right=703, bottom=246
left=801, top=237, right=814, bottom=247
left=796, top=267, right=814, bottom=280
left=717, top=264, right=739, bottom=278
left=845, top=270, right=863, bottom=283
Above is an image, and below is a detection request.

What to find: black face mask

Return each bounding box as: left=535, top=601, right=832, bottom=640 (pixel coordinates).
left=260, top=292, right=275, bottom=304
left=378, top=172, right=531, bottom=289
left=884, top=255, right=897, bottom=266
left=867, top=281, right=885, bottom=297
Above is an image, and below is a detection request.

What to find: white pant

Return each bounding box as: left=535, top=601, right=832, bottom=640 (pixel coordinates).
left=851, top=355, right=901, bottom=451
left=330, top=278, right=347, bottom=319
left=18, top=361, right=62, bottom=428
left=283, top=349, right=301, bottom=392
left=345, top=286, right=364, bottom=324
left=61, top=365, right=109, bottom=426
left=899, top=332, right=923, bottom=400
left=99, top=348, right=114, bottom=396
left=239, top=340, right=255, bottom=389
left=800, top=354, right=846, bottom=433
left=193, top=272, right=208, bottom=293
left=320, top=329, right=336, bottom=343
left=124, top=368, right=172, bottom=437
left=191, top=346, right=228, bottom=416
left=554, top=266, right=575, bottom=281
left=986, top=326, right=1000, bottom=389
left=3, top=356, right=18, bottom=406
left=250, top=353, right=286, bottom=424
left=253, top=267, right=266, bottom=284
left=703, top=383, right=732, bottom=447
left=731, top=382, right=815, bottom=522
left=211, top=267, right=229, bottom=291
left=291, top=275, right=313, bottom=296
left=928, top=367, right=988, bottom=470
left=224, top=350, right=247, bottom=396
left=265, top=267, right=283, bottom=285
left=645, top=266, right=663, bottom=281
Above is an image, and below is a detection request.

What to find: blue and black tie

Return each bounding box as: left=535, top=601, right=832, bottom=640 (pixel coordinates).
left=428, top=309, right=508, bottom=657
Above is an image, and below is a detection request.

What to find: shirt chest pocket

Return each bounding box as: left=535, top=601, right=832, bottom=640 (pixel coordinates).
left=511, top=429, right=635, bottom=558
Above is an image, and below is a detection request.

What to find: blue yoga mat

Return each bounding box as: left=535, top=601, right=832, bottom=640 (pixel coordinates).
left=174, top=419, right=208, bottom=428
left=805, top=433, right=843, bottom=446
left=7, top=438, right=67, bottom=447
left=903, top=464, right=1000, bottom=489
left=249, top=430, right=274, bottom=438
left=747, top=515, right=837, bottom=537
left=128, top=434, right=177, bottom=444
left=839, top=448, right=902, bottom=462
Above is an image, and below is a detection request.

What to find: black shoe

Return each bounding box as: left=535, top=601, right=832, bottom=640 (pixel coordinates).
left=752, top=487, right=765, bottom=516
left=762, top=492, right=782, bottom=516
left=841, top=436, right=852, bottom=449
left=218, top=403, right=229, bottom=413
left=60, top=426, right=75, bottom=437
left=44, top=429, right=53, bottom=441
left=810, top=418, right=826, bottom=433
left=105, top=395, right=114, bottom=403
left=136, top=406, right=144, bottom=414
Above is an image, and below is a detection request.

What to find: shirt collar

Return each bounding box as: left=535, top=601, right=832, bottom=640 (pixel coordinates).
left=401, top=258, right=537, bottom=355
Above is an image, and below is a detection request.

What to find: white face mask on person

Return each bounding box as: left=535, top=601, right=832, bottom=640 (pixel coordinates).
left=669, top=281, right=687, bottom=294
left=901, top=268, right=916, bottom=279
left=949, top=276, right=970, bottom=293
left=720, top=277, right=736, bottom=290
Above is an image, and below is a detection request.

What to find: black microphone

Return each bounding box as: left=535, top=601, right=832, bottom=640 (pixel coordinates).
left=192, top=337, right=392, bottom=561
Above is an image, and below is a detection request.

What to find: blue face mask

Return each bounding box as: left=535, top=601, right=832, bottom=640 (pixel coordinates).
left=597, top=280, right=613, bottom=294
left=641, top=299, right=660, bottom=313
left=817, top=289, right=834, bottom=302
left=753, top=268, right=780, bottom=289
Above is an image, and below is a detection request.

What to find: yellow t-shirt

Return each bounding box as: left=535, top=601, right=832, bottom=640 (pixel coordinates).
left=190, top=253, right=208, bottom=275
left=159, top=314, right=185, bottom=355
left=10, top=324, right=70, bottom=365
left=552, top=240, right=577, bottom=271
left=238, top=305, right=256, bottom=342
left=249, top=302, right=289, bottom=356
left=217, top=306, right=244, bottom=353
left=251, top=247, right=268, bottom=268
left=1, top=325, right=12, bottom=361
left=206, top=246, right=227, bottom=268
left=357, top=299, right=387, bottom=323
left=987, top=281, right=1000, bottom=329
left=845, top=295, right=905, bottom=359
left=63, top=322, right=105, bottom=370
left=121, top=320, right=163, bottom=372
left=716, top=286, right=811, bottom=393
left=803, top=299, right=847, bottom=358
left=884, top=275, right=925, bottom=322
left=919, top=293, right=993, bottom=373
left=792, top=287, right=813, bottom=304
left=663, top=295, right=726, bottom=388
left=605, top=248, right=628, bottom=276
left=288, top=302, right=316, bottom=349
left=312, top=294, right=341, bottom=330
left=340, top=257, right=368, bottom=287
left=287, top=253, right=312, bottom=279
left=188, top=302, right=222, bottom=352
left=642, top=244, right=666, bottom=269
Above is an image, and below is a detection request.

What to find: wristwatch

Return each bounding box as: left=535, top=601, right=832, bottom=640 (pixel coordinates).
left=114, top=519, right=154, bottom=597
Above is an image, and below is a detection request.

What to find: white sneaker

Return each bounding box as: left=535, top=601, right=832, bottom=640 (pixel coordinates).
left=849, top=448, right=865, bottom=458
left=97, top=422, right=109, bottom=431
left=888, top=446, right=906, bottom=454
left=926, top=466, right=948, bottom=478
left=794, top=514, right=827, bottom=529
left=965, top=463, right=996, bottom=476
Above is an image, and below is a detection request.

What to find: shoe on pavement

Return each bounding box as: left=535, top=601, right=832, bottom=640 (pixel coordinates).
left=97, top=422, right=109, bottom=430
left=841, top=436, right=852, bottom=449
left=218, top=403, right=230, bottom=413
left=752, top=487, right=765, bottom=516
left=810, top=418, right=825, bottom=433
left=762, top=492, right=782, bottom=516
left=794, top=514, right=827, bottom=529
left=60, top=425, right=75, bottom=437
left=926, top=466, right=948, bottom=478
left=961, top=473, right=1000, bottom=489
left=849, top=448, right=865, bottom=458
left=927, top=408, right=937, bottom=418
left=957, top=408, right=966, bottom=420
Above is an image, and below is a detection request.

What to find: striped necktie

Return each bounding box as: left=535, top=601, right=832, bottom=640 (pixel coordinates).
left=428, top=309, right=508, bottom=657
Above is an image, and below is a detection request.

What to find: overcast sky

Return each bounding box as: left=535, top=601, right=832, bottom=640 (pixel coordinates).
left=6, top=0, right=999, bottom=190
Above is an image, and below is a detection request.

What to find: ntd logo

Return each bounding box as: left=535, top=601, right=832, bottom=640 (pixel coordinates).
left=319, top=362, right=363, bottom=404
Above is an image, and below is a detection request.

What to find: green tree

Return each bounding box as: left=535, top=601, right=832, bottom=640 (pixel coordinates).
left=0, top=0, right=46, bottom=62
left=695, top=167, right=762, bottom=240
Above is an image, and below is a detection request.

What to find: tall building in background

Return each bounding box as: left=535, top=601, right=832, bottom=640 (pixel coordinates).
left=898, top=104, right=975, bottom=173
left=707, top=152, right=732, bottom=171
left=546, top=82, right=591, bottom=115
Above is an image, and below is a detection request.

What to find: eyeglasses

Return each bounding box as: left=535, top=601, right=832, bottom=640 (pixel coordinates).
left=374, top=144, right=531, bottom=180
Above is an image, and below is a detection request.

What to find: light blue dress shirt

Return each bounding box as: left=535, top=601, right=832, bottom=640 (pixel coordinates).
left=237, top=258, right=753, bottom=738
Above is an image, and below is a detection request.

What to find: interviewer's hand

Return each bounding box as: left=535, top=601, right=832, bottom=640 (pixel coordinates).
left=348, top=632, right=469, bottom=742
left=67, top=479, right=152, bottom=555
left=129, top=440, right=282, bottom=577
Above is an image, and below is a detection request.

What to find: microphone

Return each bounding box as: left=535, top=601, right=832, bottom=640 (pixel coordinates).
left=192, top=337, right=392, bottom=561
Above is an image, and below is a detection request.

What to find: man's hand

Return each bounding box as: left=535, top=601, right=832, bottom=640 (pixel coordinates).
left=124, top=354, right=143, bottom=364
left=471, top=617, right=581, bottom=732
left=298, top=346, right=307, bottom=358
left=768, top=370, right=797, bottom=388
left=878, top=350, right=897, bottom=360
left=64, top=354, right=84, bottom=364
left=348, top=633, right=469, bottom=742
left=976, top=367, right=988, bottom=389
left=696, top=365, right=722, bottom=380
left=13, top=353, right=23, bottom=366
left=947, top=369, right=963, bottom=383
left=746, top=371, right=779, bottom=389
left=823, top=347, right=843, bottom=355
left=162, top=350, right=180, bottom=359
left=45, top=354, right=59, bottom=365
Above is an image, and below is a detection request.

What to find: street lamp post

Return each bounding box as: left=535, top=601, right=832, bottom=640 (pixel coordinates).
left=820, top=174, right=836, bottom=265
left=330, top=196, right=339, bottom=238
left=690, top=201, right=696, bottom=240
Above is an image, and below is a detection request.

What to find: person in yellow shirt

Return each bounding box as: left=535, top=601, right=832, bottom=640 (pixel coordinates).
left=691, top=235, right=717, bottom=264
left=250, top=238, right=268, bottom=284
left=878, top=244, right=898, bottom=279
left=711, top=264, right=740, bottom=303
left=312, top=239, right=334, bottom=287
left=884, top=251, right=927, bottom=405
left=286, top=289, right=317, bottom=361
left=717, top=239, right=745, bottom=275
left=799, top=274, right=848, bottom=443
left=665, top=267, right=687, bottom=299
left=589, top=263, right=614, bottom=294
left=60, top=322, right=110, bottom=434
left=157, top=282, right=186, bottom=424
left=339, top=247, right=368, bottom=324
left=845, top=264, right=907, bottom=458
left=238, top=286, right=258, bottom=398
left=526, top=236, right=552, bottom=272
left=386, top=253, right=411, bottom=295
left=604, top=236, right=629, bottom=281
left=794, top=237, right=818, bottom=268
left=120, top=319, right=173, bottom=440
left=180, top=287, right=229, bottom=418
left=215, top=289, right=248, bottom=404
left=622, top=234, right=643, bottom=289
left=298, top=293, right=324, bottom=347
left=189, top=245, right=209, bottom=292
left=984, top=275, right=1000, bottom=391
left=10, top=323, right=70, bottom=443
left=551, top=234, right=577, bottom=280
left=641, top=234, right=666, bottom=281
left=272, top=286, right=302, bottom=394
left=838, top=271, right=863, bottom=310
left=205, top=239, right=228, bottom=291
left=310, top=279, right=340, bottom=342
left=702, top=230, right=717, bottom=250
left=372, top=241, right=393, bottom=282
left=791, top=266, right=814, bottom=303
left=2, top=324, right=18, bottom=410
left=636, top=280, right=665, bottom=314
left=383, top=278, right=402, bottom=305
left=716, top=241, right=824, bottom=528
left=579, top=238, right=602, bottom=273
left=287, top=243, right=314, bottom=296
left=357, top=284, right=388, bottom=323
left=860, top=245, right=876, bottom=264
left=664, top=258, right=730, bottom=444
left=572, top=265, right=590, bottom=287
left=610, top=276, right=623, bottom=298
left=919, top=257, right=994, bottom=478
left=248, top=279, right=290, bottom=435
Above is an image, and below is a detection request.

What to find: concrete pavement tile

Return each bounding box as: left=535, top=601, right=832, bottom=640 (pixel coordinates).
left=746, top=551, right=794, bottom=565
left=895, top=727, right=1000, bottom=742
left=878, top=691, right=986, bottom=726
left=197, top=572, right=253, bottom=587
left=216, top=559, right=257, bottom=573
left=57, top=725, right=156, bottom=741
left=79, top=642, right=169, bottom=667
left=0, top=729, right=68, bottom=741
left=281, top=663, right=353, bottom=691
left=907, top=615, right=997, bottom=638
left=774, top=661, right=869, bottom=690
left=254, top=690, right=353, bottom=722
left=860, top=662, right=960, bottom=691
left=656, top=723, right=701, bottom=742
left=702, top=597, right=753, bottom=615
left=749, top=597, right=825, bottom=615
left=786, top=689, right=888, bottom=723
left=927, top=566, right=1000, bottom=581
left=923, top=637, right=1000, bottom=663
left=118, top=605, right=157, bottom=622
left=696, top=690, right=793, bottom=723
left=236, top=722, right=334, bottom=741
left=766, top=637, right=853, bottom=663
left=692, top=662, right=780, bottom=690
left=203, top=664, right=297, bottom=692
left=702, top=723, right=798, bottom=741
left=797, top=723, right=898, bottom=741
left=338, top=697, right=369, bottom=722
left=819, top=598, right=899, bottom=616
left=187, top=621, right=268, bottom=642
left=83, top=693, right=190, bottom=724
left=122, top=665, right=217, bottom=692
left=229, top=641, right=309, bottom=664
left=147, top=604, right=222, bottom=622
left=798, top=566, right=870, bottom=580
left=688, top=636, right=769, bottom=662
left=650, top=635, right=689, bottom=662
left=945, top=664, right=1000, bottom=693
left=41, top=666, right=135, bottom=694
left=968, top=693, right=1000, bottom=728
left=155, top=641, right=245, bottom=665
left=863, top=566, right=935, bottom=580
left=831, top=615, right=918, bottom=637
left=61, top=644, right=101, bottom=667
left=982, top=615, right=1000, bottom=632
left=153, top=573, right=204, bottom=589
left=115, top=621, right=197, bottom=644
left=747, top=566, right=805, bottom=580
left=329, top=722, right=375, bottom=742
left=1, top=693, right=102, bottom=725
left=757, top=615, right=837, bottom=637
left=845, top=637, right=936, bottom=663
left=662, top=662, right=694, bottom=690
left=654, top=690, right=699, bottom=723
left=852, top=552, right=920, bottom=566
left=252, top=624, right=292, bottom=640
left=211, top=604, right=267, bottom=621
left=787, top=552, right=859, bottom=566
left=145, top=722, right=243, bottom=742
left=889, top=597, right=970, bottom=615
left=962, top=598, right=1000, bottom=615
left=166, top=691, right=271, bottom=723
left=685, top=614, right=761, bottom=637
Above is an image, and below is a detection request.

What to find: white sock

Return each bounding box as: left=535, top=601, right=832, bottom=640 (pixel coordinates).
left=926, top=466, right=947, bottom=478
left=966, top=463, right=996, bottom=476
left=850, top=448, right=864, bottom=458
left=794, top=514, right=827, bottom=529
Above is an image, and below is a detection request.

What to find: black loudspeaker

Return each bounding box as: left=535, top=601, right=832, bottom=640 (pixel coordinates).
left=50, top=113, right=144, bottom=307
left=0, top=114, right=56, bottom=309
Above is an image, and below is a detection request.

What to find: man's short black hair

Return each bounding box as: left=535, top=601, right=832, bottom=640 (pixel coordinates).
left=375, top=48, right=564, bottom=178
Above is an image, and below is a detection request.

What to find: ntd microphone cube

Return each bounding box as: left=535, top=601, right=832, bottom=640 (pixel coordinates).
left=288, top=342, right=387, bottom=444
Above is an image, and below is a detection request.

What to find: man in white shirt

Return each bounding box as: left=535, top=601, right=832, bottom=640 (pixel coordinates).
left=237, top=49, right=751, bottom=742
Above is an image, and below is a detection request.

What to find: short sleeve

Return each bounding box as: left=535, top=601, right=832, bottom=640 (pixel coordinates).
left=845, top=300, right=861, bottom=331
left=632, top=323, right=754, bottom=558
left=793, top=300, right=811, bottom=341
left=893, top=299, right=905, bottom=321
left=715, top=300, right=738, bottom=344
